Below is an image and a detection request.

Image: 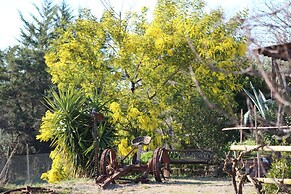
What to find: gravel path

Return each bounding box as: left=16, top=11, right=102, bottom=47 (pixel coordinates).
left=50, top=177, right=257, bottom=194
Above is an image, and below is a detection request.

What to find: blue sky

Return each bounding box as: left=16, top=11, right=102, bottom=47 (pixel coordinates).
left=0, top=0, right=254, bottom=49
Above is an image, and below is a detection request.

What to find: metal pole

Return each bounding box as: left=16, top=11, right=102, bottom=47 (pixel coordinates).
left=92, top=110, right=99, bottom=181
left=136, top=145, right=142, bottom=164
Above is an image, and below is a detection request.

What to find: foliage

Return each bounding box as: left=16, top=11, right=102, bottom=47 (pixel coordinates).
left=140, top=151, right=154, bottom=164
left=37, top=87, right=116, bottom=182
left=173, top=96, right=239, bottom=156
left=243, top=82, right=276, bottom=124
left=40, top=149, right=75, bottom=183
left=45, top=0, right=248, bottom=161
left=263, top=152, right=291, bottom=193
left=236, top=138, right=257, bottom=146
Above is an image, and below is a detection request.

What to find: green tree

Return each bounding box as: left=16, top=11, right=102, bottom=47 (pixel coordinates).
left=54, top=0, right=75, bottom=37
left=0, top=46, right=34, bottom=153
left=0, top=0, right=74, bottom=153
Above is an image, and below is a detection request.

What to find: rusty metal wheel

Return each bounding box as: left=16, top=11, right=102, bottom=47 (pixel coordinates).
left=153, top=147, right=170, bottom=182
left=100, top=148, right=117, bottom=177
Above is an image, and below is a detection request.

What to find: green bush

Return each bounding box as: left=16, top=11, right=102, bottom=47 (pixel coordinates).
left=263, top=152, right=291, bottom=193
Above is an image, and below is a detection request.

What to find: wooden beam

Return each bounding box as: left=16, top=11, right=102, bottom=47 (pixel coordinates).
left=169, top=159, right=210, bottom=164
left=256, top=178, right=291, bottom=185
left=256, top=42, right=291, bottom=61
left=222, top=126, right=291, bottom=131
left=230, top=145, right=291, bottom=152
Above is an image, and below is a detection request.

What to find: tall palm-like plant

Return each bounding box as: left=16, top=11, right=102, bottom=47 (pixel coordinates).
left=38, top=87, right=116, bottom=179
left=243, top=82, right=274, bottom=126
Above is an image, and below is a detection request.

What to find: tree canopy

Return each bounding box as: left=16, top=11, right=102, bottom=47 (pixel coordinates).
left=42, top=0, right=247, bottom=159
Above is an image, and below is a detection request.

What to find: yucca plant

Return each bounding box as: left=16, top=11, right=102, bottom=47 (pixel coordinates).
left=38, top=87, right=116, bottom=180
left=243, top=82, right=275, bottom=126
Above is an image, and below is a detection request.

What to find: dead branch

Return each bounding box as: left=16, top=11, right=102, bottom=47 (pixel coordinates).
left=255, top=56, right=291, bottom=107
left=223, top=145, right=264, bottom=194
left=0, top=140, right=20, bottom=185
left=188, top=65, right=239, bottom=125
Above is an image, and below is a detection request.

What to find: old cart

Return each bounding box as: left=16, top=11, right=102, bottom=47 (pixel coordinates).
left=96, top=136, right=170, bottom=189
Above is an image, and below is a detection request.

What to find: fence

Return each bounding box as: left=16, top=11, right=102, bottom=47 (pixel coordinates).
left=0, top=153, right=51, bottom=184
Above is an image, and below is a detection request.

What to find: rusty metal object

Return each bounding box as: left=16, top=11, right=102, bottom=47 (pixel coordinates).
left=3, top=186, right=55, bottom=194
left=131, top=136, right=151, bottom=146
left=92, top=110, right=105, bottom=181
left=100, top=148, right=117, bottom=177
left=96, top=148, right=118, bottom=185
left=96, top=136, right=170, bottom=189
left=152, top=147, right=170, bottom=182
left=95, top=140, right=221, bottom=189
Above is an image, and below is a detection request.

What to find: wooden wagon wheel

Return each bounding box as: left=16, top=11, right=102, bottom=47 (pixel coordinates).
left=152, top=147, right=170, bottom=182
left=100, top=148, right=117, bottom=177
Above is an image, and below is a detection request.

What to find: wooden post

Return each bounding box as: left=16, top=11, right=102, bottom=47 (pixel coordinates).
left=26, top=143, right=31, bottom=184
left=240, top=109, right=243, bottom=143
left=92, top=110, right=99, bottom=181
left=254, top=107, right=261, bottom=178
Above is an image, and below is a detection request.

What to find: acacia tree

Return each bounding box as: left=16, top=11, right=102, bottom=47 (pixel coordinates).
left=42, top=0, right=247, bottom=171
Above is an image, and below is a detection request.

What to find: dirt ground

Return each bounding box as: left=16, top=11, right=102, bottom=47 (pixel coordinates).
left=49, top=177, right=257, bottom=194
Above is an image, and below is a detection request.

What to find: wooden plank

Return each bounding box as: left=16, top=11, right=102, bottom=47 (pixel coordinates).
left=256, top=178, right=291, bottom=185
left=170, top=159, right=210, bottom=164
left=230, top=145, right=291, bottom=152
left=222, top=126, right=291, bottom=131
left=168, top=149, right=214, bottom=153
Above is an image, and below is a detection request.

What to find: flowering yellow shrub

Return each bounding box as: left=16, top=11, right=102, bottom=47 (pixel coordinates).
left=36, top=111, right=55, bottom=141
left=40, top=149, right=74, bottom=183
left=37, top=110, right=75, bottom=183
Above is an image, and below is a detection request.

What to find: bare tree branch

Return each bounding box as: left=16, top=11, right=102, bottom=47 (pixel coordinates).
left=188, top=65, right=239, bottom=125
